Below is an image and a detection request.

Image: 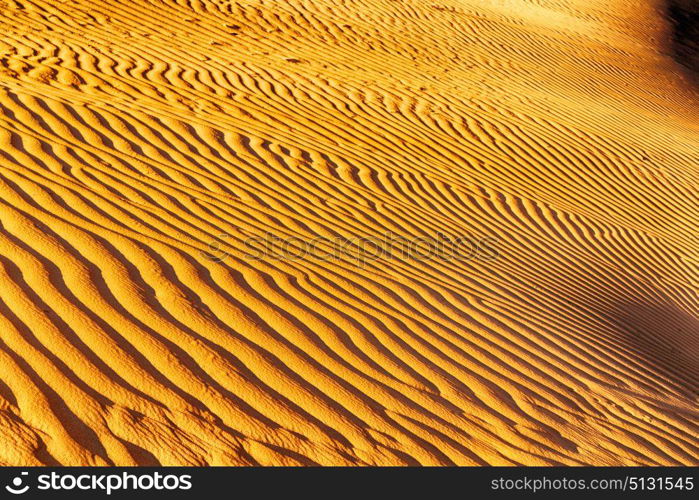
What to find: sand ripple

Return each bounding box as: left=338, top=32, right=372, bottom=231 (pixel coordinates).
left=0, top=0, right=696, bottom=465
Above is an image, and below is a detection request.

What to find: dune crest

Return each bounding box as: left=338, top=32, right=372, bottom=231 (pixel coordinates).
left=0, top=0, right=697, bottom=465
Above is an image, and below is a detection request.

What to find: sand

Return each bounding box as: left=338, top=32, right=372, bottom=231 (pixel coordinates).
left=0, top=0, right=696, bottom=465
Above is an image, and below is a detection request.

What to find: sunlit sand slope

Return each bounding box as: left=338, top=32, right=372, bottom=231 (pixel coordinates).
left=0, top=0, right=697, bottom=465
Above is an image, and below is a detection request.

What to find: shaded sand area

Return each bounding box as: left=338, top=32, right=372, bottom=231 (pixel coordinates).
left=667, top=0, right=699, bottom=83
left=0, top=0, right=697, bottom=465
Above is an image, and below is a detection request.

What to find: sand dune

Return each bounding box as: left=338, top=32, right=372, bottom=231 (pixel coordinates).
left=0, top=0, right=697, bottom=465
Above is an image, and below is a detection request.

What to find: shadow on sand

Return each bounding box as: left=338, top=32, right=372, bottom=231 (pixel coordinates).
left=667, top=0, right=699, bottom=84
left=607, top=298, right=699, bottom=398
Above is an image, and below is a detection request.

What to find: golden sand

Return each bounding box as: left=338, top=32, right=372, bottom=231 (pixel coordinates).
left=0, top=0, right=696, bottom=465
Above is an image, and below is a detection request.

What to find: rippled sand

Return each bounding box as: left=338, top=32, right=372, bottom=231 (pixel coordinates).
left=0, top=0, right=697, bottom=465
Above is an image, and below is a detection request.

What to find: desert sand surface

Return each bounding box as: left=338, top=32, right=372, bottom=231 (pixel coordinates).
left=0, top=0, right=697, bottom=465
